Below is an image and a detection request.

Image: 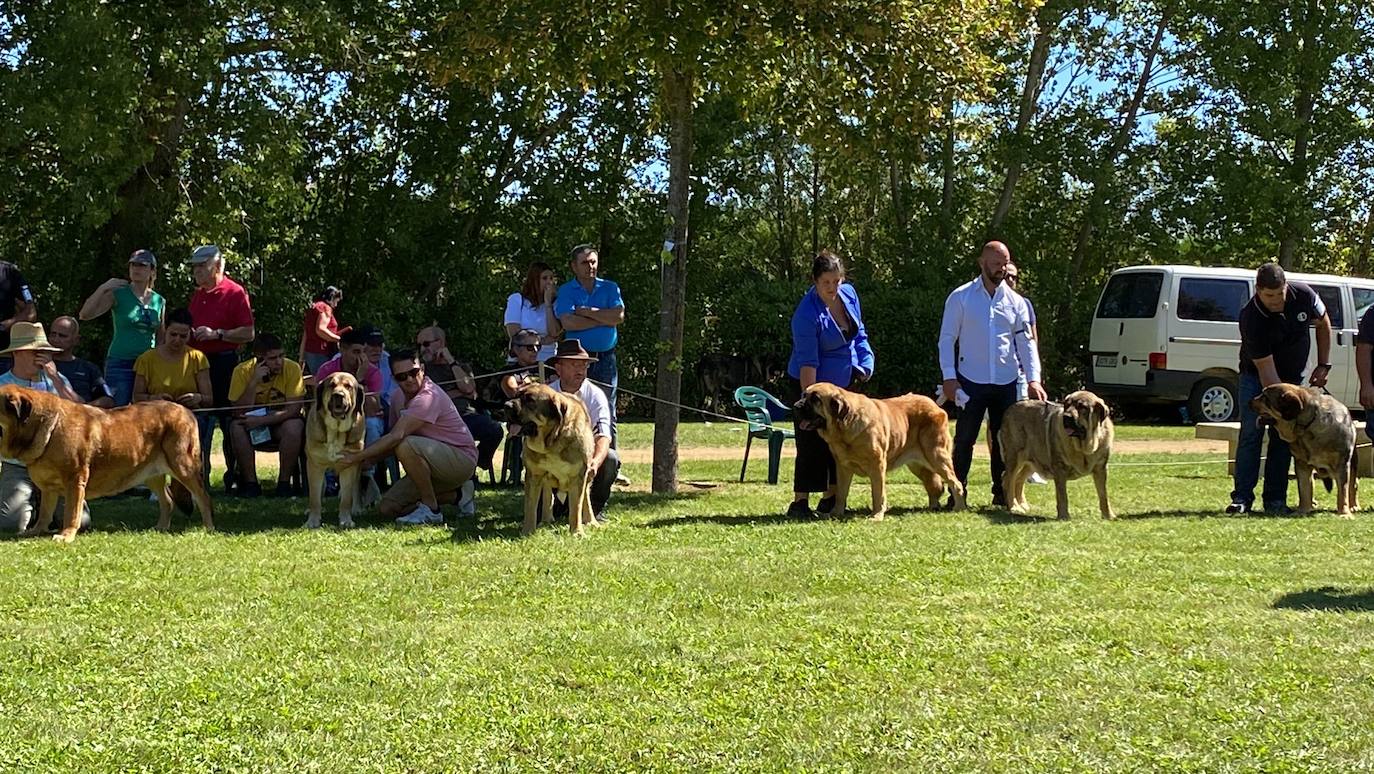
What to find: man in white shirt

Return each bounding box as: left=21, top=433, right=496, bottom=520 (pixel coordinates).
left=938, top=241, right=1045, bottom=507
left=547, top=340, right=620, bottom=522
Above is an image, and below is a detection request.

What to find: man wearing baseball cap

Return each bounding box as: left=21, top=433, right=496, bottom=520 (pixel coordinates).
left=186, top=244, right=255, bottom=491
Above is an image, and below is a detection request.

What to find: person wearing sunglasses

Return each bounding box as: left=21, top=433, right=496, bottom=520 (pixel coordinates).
left=340, top=349, right=478, bottom=526
left=78, top=248, right=164, bottom=406
left=500, top=328, right=546, bottom=399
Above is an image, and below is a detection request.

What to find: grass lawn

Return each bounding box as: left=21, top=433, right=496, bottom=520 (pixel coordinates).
left=3, top=422, right=1373, bottom=770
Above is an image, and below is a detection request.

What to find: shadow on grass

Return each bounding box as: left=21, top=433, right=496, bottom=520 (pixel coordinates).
left=641, top=503, right=946, bottom=529
left=1273, top=587, right=1374, bottom=612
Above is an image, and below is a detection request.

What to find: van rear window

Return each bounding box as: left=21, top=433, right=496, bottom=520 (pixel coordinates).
left=1178, top=278, right=1248, bottom=322
left=1096, top=272, right=1163, bottom=319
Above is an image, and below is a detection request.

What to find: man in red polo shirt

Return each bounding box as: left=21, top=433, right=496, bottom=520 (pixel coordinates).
left=187, top=244, right=256, bottom=490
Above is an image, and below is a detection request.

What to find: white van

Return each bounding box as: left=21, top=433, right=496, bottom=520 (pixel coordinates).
left=1088, top=265, right=1374, bottom=422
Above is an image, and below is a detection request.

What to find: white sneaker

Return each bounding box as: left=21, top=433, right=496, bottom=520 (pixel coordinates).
left=614, top=472, right=631, bottom=486
left=457, top=479, right=476, bottom=517
left=1028, top=472, right=1048, bottom=485
left=395, top=503, right=444, bottom=526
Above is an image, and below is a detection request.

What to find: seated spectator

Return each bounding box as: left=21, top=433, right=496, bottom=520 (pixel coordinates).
left=0, top=322, right=91, bottom=531
left=360, top=325, right=399, bottom=489
left=48, top=316, right=115, bottom=408
left=415, top=325, right=502, bottom=489
left=340, top=350, right=478, bottom=526
left=227, top=333, right=306, bottom=498
left=547, top=340, right=620, bottom=522
left=499, top=328, right=546, bottom=399
left=133, top=308, right=214, bottom=470
left=316, top=328, right=384, bottom=505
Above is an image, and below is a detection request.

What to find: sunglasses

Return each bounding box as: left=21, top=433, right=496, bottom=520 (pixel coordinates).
left=417, top=339, right=437, bottom=348
left=1006, top=274, right=1019, bottom=282
left=516, top=344, right=539, bottom=351
left=392, top=367, right=422, bottom=383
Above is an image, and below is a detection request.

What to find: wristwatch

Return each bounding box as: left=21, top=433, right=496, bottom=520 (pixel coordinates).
left=1317, top=363, right=1332, bottom=370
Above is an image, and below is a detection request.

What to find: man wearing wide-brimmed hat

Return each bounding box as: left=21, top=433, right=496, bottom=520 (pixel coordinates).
left=0, top=322, right=91, bottom=532
left=547, top=339, right=620, bottom=522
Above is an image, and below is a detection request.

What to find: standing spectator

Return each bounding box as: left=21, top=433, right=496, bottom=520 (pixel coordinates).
left=78, top=248, right=163, bottom=406
left=47, top=316, right=115, bottom=408
left=227, top=333, right=307, bottom=498
left=186, top=244, right=255, bottom=490
left=554, top=244, right=624, bottom=444
left=341, top=350, right=479, bottom=526
left=548, top=340, right=621, bottom=522
left=0, top=260, right=38, bottom=355
left=938, top=241, right=1045, bottom=508
left=300, top=285, right=348, bottom=374
left=1227, top=263, right=1331, bottom=515
left=786, top=250, right=875, bottom=519
left=0, top=322, right=89, bottom=532
left=505, top=262, right=561, bottom=361
left=134, top=308, right=215, bottom=468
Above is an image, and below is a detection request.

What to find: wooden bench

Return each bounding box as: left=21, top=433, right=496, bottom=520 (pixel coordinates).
left=1195, top=421, right=1372, bottom=477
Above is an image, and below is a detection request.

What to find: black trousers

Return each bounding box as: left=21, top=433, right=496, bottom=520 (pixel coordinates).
left=205, top=350, right=240, bottom=480
left=951, top=375, right=1018, bottom=500
left=793, top=426, right=835, bottom=494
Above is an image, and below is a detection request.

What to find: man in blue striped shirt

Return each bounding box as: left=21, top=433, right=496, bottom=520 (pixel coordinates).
left=938, top=242, right=1044, bottom=508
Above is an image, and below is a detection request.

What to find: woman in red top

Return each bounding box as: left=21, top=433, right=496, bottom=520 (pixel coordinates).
left=299, top=285, right=348, bottom=374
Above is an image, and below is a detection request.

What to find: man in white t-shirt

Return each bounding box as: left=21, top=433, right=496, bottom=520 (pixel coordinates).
left=546, top=340, right=619, bottom=521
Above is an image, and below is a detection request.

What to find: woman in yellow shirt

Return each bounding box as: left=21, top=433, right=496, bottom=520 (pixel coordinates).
left=133, top=308, right=213, bottom=408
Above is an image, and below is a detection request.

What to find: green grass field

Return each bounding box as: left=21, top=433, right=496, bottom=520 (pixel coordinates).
left=3, top=421, right=1374, bottom=771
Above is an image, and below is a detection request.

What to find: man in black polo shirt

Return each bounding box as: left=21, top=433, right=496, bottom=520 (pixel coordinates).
left=48, top=316, right=115, bottom=408
left=1226, top=262, right=1332, bottom=515
left=0, top=260, right=38, bottom=353
left=1356, top=305, right=1374, bottom=443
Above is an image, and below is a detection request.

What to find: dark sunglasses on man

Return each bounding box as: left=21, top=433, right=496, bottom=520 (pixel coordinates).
left=515, top=343, right=539, bottom=352
left=393, top=366, right=422, bottom=383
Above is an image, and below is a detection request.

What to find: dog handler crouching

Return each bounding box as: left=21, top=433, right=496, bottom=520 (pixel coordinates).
left=0, top=322, right=91, bottom=532
left=339, top=349, right=478, bottom=526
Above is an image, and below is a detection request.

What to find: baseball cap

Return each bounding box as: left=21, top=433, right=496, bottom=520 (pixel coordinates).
left=188, top=244, right=221, bottom=265
left=129, top=249, right=157, bottom=268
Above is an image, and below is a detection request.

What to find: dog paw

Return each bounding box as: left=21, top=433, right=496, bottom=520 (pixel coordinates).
left=1102, top=512, right=1117, bottom=521
left=1008, top=502, right=1029, bottom=516
left=304, top=517, right=323, bottom=530
left=869, top=510, right=886, bottom=521
left=1336, top=511, right=1355, bottom=520
left=339, top=518, right=356, bottom=529
left=52, top=532, right=76, bottom=544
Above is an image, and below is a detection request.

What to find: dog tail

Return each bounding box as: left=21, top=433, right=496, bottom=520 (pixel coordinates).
left=169, top=479, right=194, bottom=515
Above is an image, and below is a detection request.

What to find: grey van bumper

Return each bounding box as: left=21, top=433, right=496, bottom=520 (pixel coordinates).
left=1088, top=369, right=1197, bottom=402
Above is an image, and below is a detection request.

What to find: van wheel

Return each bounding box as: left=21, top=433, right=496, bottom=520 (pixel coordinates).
left=1189, top=378, right=1238, bottom=423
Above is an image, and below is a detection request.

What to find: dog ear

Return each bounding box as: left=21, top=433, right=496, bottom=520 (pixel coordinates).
left=541, top=396, right=564, bottom=424
left=353, top=381, right=366, bottom=420
left=1092, top=399, right=1107, bottom=425
left=314, top=379, right=327, bottom=415
left=1276, top=389, right=1304, bottom=421
left=3, top=392, right=31, bottom=425
left=832, top=395, right=848, bottom=423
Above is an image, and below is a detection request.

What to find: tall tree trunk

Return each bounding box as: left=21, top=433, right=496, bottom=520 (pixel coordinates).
left=889, top=155, right=910, bottom=257
left=939, top=92, right=956, bottom=248
left=772, top=147, right=790, bottom=277
left=1054, top=16, right=1167, bottom=344
left=1354, top=207, right=1374, bottom=277
left=1278, top=0, right=1320, bottom=269
left=987, top=9, right=1058, bottom=238
left=651, top=67, right=694, bottom=494
left=810, top=148, right=821, bottom=255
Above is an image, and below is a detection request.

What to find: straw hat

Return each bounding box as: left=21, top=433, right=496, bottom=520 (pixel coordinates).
left=0, top=322, right=61, bottom=356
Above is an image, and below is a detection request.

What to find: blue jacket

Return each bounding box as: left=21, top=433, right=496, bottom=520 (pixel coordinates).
left=788, top=283, right=874, bottom=387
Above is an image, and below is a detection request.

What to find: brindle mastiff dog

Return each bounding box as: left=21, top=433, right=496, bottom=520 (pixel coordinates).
left=0, top=384, right=214, bottom=542
left=999, top=390, right=1115, bottom=520
left=505, top=382, right=598, bottom=536
left=1250, top=383, right=1358, bottom=517
left=793, top=382, right=966, bottom=518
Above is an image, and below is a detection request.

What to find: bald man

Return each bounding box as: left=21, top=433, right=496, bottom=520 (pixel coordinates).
left=48, top=316, right=115, bottom=408
left=937, top=242, right=1045, bottom=508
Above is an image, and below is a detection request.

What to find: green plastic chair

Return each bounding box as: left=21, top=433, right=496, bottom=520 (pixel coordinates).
left=734, top=386, right=794, bottom=485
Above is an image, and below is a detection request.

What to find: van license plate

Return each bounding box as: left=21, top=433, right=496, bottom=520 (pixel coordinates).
left=1095, top=355, right=1118, bottom=367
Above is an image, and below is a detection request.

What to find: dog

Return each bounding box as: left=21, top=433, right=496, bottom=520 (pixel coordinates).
left=696, top=354, right=782, bottom=415
left=1249, top=383, right=1358, bottom=517
left=0, top=385, right=214, bottom=542
left=998, top=390, right=1115, bottom=520
left=305, top=371, right=368, bottom=528
left=505, top=382, right=597, bottom=536
left=792, top=383, right=966, bottom=519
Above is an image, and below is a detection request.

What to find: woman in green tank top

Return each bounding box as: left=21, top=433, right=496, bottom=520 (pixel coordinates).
left=78, top=249, right=165, bottom=406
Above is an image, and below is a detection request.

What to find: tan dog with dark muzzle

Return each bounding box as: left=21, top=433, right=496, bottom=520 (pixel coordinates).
left=1250, top=383, right=1358, bottom=517
left=305, top=372, right=367, bottom=528
left=999, top=390, right=1115, bottom=520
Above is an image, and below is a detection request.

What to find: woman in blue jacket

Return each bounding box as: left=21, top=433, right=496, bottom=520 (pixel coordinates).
left=787, top=250, right=875, bottom=519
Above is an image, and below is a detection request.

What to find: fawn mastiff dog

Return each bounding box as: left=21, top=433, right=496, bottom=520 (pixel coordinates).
left=0, top=384, right=214, bottom=542
left=792, top=382, right=966, bottom=518
left=305, top=371, right=368, bottom=528
left=1250, top=383, right=1358, bottom=517
left=505, top=382, right=598, bottom=536
left=998, top=390, right=1115, bottom=520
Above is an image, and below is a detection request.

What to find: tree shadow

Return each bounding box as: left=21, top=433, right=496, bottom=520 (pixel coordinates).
left=641, top=503, right=947, bottom=529
left=1273, top=587, right=1374, bottom=612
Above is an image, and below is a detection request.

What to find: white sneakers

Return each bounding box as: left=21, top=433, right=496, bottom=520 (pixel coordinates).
left=395, top=503, right=444, bottom=526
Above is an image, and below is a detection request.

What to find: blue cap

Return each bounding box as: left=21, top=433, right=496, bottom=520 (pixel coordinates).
left=188, top=244, right=221, bottom=265
left=129, top=249, right=157, bottom=268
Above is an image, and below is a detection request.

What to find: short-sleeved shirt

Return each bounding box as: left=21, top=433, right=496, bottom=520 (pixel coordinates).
left=553, top=278, right=623, bottom=353
left=1357, top=306, right=1374, bottom=372
left=314, top=358, right=383, bottom=400
left=189, top=275, right=254, bottom=355
left=387, top=378, right=478, bottom=464
left=54, top=358, right=112, bottom=404
left=504, top=292, right=557, bottom=361
left=302, top=301, right=340, bottom=356
left=549, top=378, right=611, bottom=439
left=0, top=262, right=36, bottom=352
left=108, top=285, right=165, bottom=360
left=425, top=360, right=477, bottom=413
left=134, top=347, right=210, bottom=397
left=1239, top=282, right=1325, bottom=383
left=0, top=369, right=73, bottom=465
left=229, top=357, right=306, bottom=406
